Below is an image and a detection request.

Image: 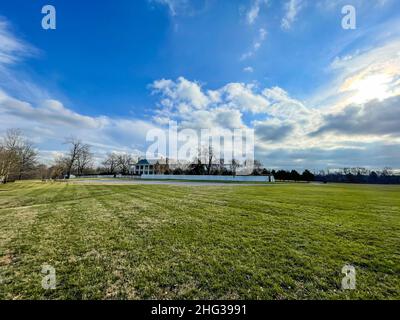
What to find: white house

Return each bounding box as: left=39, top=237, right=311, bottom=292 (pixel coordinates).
left=132, top=159, right=157, bottom=175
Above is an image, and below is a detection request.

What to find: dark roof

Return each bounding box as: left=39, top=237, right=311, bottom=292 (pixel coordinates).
left=136, top=159, right=150, bottom=165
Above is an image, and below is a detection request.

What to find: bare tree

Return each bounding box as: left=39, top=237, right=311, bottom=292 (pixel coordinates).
left=117, top=153, right=133, bottom=175
left=230, top=159, right=240, bottom=177
left=0, top=146, right=18, bottom=183
left=102, top=153, right=119, bottom=175
left=3, top=128, right=24, bottom=150
left=49, top=155, right=68, bottom=180
left=382, top=167, right=393, bottom=176
left=36, top=164, right=49, bottom=181
left=204, top=144, right=215, bottom=175
left=76, top=144, right=93, bottom=176
left=17, top=141, right=37, bottom=180
left=2, top=129, right=38, bottom=180
left=253, top=160, right=263, bottom=175
left=64, top=137, right=89, bottom=179
left=52, top=161, right=67, bottom=180
left=0, top=129, right=38, bottom=182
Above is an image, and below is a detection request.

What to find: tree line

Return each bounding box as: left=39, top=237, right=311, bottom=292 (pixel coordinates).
left=47, top=138, right=137, bottom=179
left=0, top=129, right=136, bottom=183
left=314, top=168, right=400, bottom=184
left=1, top=129, right=399, bottom=184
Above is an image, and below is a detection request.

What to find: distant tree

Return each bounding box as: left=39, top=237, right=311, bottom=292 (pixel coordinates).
left=190, top=158, right=205, bottom=175
left=315, top=167, right=400, bottom=185
left=261, top=168, right=270, bottom=175
left=0, top=146, right=17, bottom=183
left=1, top=129, right=38, bottom=180
left=230, top=159, right=240, bottom=177
left=36, top=164, right=49, bottom=181
left=17, top=140, right=37, bottom=180
left=3, top=129, right=23, bottom=150
left=368, top=171, right=378, bottom=184
left=116, top=153, right=133, bottom=175
left=302, top=169, right=315, bottom=182
left=102, top=153, right=119, bottom=174
left=290, top=170, right=301, bottom=181
left=49, top=155, right=68, bottom=180
left=76, top=144, right=93, bottom=176
left=381, top=167, right=393, bottom=176
left=252, top=160, right=263, bottom=175
left=275, top=170, right=287, bottom=181
left=64, top=137, right=89, bottom=179
left=173, top=168, right=184, bottom=175
left=51, top=164, right=66, bottom=180
left=345, top=172, right=355, bottom=183
left=203, top=145, right=215, bottom=175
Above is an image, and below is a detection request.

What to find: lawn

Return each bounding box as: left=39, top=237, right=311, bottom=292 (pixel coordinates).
left=0, top=181, right=399, bottom=300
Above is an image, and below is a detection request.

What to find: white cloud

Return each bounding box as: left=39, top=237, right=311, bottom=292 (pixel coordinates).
left=220, top=82, right=270, bottom=113
left=0, top=94, right=108, bottom=129
left=152, top=77, right=210, bottom=109
left=149, top=77, right=317, bottom=147
left=145, top=72, right=400, bottom=167
left=245, top=0, right=268, bottom=25
left=0, top=90, right=160, bottom=163
left=150, top=78, right=317, bottom=144
left=243, top=66, right=254, bottom=73
left=241, top=28, right=267, bottom=60
left=0, top=18, right=35, bottom=66
left=262, top=86, right=312, bottom=120
left=149, top=0, right=207, bottom=16
left=150, top=0, right=188, bottom=16
left=281, top=0, right=305, bottom=30
left=152, top=77, right=274, bottom=118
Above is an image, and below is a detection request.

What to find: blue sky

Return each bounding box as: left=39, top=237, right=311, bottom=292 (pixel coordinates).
left=1, top=0, right=400, bottom=170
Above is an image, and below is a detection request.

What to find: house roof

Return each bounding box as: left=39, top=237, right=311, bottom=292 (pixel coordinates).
left=134, top=158, right=186, bottom=166
left=135, top=159, right=167, bottom=165
left=136, top=159, right=150, bottom=165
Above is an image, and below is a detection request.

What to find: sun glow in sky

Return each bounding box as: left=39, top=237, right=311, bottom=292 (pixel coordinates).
left=347, top=73, right=393, bottom=104
left=337, top=50, right=400, bottom=107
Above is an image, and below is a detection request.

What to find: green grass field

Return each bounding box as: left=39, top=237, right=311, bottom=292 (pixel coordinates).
left=0, top=181, right=399, bottom=300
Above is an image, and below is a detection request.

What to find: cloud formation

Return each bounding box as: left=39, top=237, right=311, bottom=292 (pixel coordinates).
left=0, top=18, right=36, bottom=67
left=150, top=0, right=188, bottom=16
left=240, top=28, right=267, bottom=60
left=255, top=121, right=294, bottom=142
left=1, top=7, right=400, bottom=170
left=0, top=90, right=159, bottom=162
left=245, top=0, right=268, bottom=25
left=150, top=73, right=400, bottom=169
left=149, top=0, right=207, bottom=16
left=311, top=95, right=400, bottom=137
left=281, top=0, right=305, bottom=30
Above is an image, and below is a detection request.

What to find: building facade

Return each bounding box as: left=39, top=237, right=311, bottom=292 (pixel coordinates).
left=132, top=159, right=171, bottom=175
left=132, top=159, right=154, bottom=175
